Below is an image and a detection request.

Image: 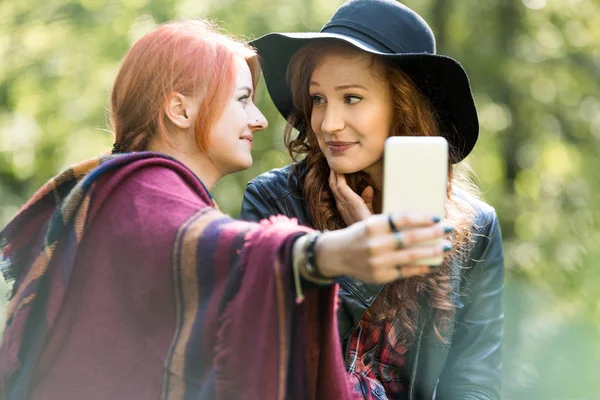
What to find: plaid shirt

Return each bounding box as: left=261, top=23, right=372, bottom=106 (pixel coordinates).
left=345, top=313, right=409, bottom=399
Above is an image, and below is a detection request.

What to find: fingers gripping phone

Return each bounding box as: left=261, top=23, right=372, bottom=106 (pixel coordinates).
left=382, top=136, right=448, bottom=266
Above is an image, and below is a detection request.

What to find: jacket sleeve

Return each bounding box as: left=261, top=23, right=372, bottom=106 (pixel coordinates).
left=240, top=180, right=326, bottom=295
left=436, top=209, right=504, bottom=400
left=240, top=182, right=280, bottom=222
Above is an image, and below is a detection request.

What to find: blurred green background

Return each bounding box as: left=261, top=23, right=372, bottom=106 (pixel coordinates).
left=1, top=0, right=599, bottom=398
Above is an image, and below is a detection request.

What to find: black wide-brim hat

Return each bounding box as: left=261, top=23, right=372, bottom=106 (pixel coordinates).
left=251, top=0, right=479, bottom=163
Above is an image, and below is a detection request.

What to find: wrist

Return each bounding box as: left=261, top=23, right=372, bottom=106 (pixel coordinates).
left=294, top=232, right=334, bottom=284
left=313, top=230, right=340, bottom=278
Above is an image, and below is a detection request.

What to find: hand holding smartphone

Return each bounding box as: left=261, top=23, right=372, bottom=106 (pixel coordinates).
left=382, top=136, right=448, bottom=266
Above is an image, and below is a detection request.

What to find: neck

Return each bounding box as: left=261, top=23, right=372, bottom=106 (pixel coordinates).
left=147, top=139, right=222, bottom=190
left=362, top=160, right=384, bottom=213
left=362, top=160, right=383, bottom=191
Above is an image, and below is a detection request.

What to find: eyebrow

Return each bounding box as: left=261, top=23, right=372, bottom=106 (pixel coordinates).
left=309, top=82, right=367, bottom=91
left=237, top=86, right=253, bottom=95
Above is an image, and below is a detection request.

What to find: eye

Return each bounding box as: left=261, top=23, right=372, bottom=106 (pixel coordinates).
left=344, top=95, right=362, bottom=104
left=238, top=94, right=250, bottom=104
left=311, top=95, right=326, bottom=105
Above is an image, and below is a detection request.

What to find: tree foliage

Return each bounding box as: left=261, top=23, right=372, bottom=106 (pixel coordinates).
left=1, top=0, right=599, bottom=397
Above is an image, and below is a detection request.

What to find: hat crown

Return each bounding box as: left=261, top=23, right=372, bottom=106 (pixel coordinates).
left=321, top=0, right=436, bottom=55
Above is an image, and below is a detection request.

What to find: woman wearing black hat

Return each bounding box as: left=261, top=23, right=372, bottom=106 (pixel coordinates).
left=241, top=0, right=504, bottom=398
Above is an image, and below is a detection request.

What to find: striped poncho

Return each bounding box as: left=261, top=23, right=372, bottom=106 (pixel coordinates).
left=0, top=153, right=354, bottom=399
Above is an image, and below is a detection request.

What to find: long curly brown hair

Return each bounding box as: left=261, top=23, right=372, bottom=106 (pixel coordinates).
left=284, top=40, right=476, bottom=345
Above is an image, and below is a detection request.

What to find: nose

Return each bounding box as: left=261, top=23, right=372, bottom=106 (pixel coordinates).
left=249, top=105, right=268, bottom=132
left=320, top=104, right=345, bottom=134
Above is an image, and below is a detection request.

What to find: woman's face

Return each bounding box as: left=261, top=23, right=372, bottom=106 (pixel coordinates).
left=309, top=51, right=393, bottom=178
left=206, top=56, right=268, bottom=175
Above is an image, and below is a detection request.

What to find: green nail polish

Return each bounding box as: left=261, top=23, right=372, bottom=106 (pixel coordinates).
left=433, top=216, right=441, bottom=223
left=429, top=264, right=441, bottom=269
left=443, top=244, right=453, bottom=252
left=444, top=226, right=454, bottom=234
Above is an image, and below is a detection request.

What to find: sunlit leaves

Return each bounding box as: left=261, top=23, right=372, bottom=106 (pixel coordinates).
left=1, top=0, right=599, bottom=395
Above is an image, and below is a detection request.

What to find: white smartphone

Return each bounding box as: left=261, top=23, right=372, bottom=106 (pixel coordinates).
left=382, top=136, right=448, bottom=266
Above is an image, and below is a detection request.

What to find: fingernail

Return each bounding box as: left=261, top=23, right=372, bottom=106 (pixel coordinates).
left=443, top=243, right=453, bottom=252
left=433, top=216, right=441, bottom=223
left=429, top=264, right=441, bottom=269
left=444, top=226, right=454, bottom=234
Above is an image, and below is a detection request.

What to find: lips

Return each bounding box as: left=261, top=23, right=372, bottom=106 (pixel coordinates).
left=240, top=135, right=253, bottom=146
left=326, top=141, right=357, bottom=153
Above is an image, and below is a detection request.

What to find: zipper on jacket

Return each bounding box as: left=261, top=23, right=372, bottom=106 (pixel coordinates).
left=409, top=320, right=426, bottom=400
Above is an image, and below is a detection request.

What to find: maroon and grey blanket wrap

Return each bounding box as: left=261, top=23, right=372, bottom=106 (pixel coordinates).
left=0, top=152, right=354, bottom=399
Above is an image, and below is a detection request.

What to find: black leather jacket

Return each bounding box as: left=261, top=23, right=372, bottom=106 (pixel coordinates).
left=240, top=163, right=504, bottom=400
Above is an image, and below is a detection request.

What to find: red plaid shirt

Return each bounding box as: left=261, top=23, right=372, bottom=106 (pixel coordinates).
left=345, top=315, right=408, bottom=399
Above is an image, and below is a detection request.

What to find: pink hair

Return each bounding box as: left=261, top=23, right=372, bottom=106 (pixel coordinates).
left=110, top=19, right=260, bottom=152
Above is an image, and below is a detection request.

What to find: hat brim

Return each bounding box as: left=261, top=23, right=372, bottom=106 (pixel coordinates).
left=250, top=32, right=479, bottom=163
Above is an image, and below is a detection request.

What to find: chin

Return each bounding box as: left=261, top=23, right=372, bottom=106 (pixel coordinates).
left=326, top=159, right=365, bottom=175
left=231, top=158, right=253, bottom=173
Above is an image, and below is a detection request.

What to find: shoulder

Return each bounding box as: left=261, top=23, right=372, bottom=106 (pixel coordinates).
left=246, top=162, right=305, bottom=201
left=123, top=164, right=207, bottom=205
left=86, top=162, right=213, bottom=252
left=452, top=187, right=499, bottom=233
left=93, top=159, right=212, bottom=224
left=452, top=187, right=503, bottom=269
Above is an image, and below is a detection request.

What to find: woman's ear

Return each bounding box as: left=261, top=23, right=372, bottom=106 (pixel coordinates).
left=165, top=93, right=191, bottom=129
